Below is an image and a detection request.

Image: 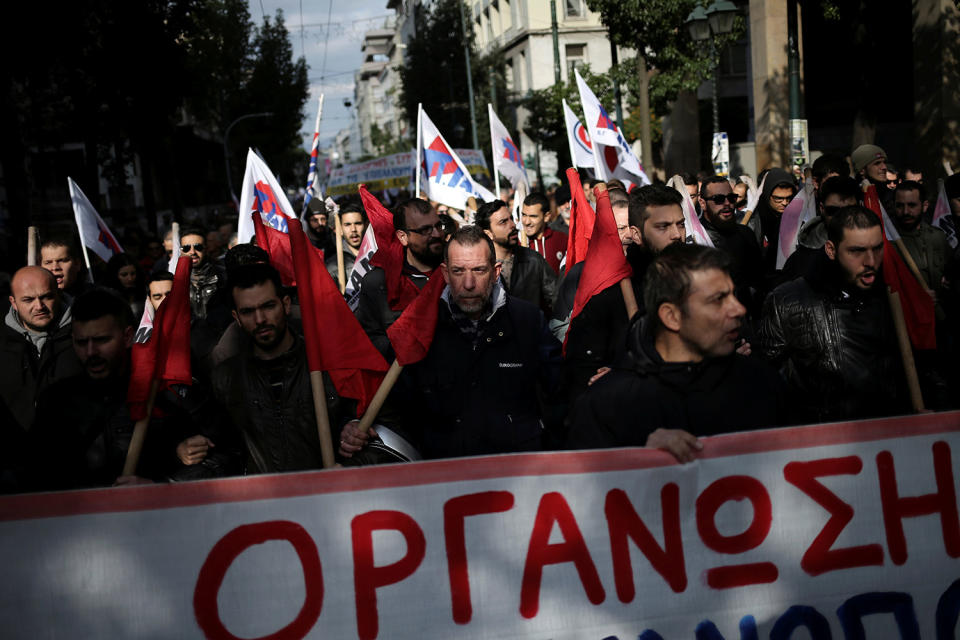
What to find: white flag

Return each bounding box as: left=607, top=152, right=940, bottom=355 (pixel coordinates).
left=932, top=179, right=957, bottom=249
left=418, top=107, right=495, bottom=209
left=668, top=175, right=714, bottom=248
left=67, top=178, right=123, bottom=264
left=562, top=99, right=595, bottom=171
left=136, top=226, right=181, bottom=344
left=488, top=105, right=529, bottom=190
left=237, top=149, right=297, bottom=244
left=776, top=179, right=817, bottom=269
left=574, top=69, right=650, bottom=188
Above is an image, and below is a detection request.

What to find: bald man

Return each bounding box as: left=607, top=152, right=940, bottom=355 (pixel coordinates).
left=0, top=266, right=82, bottom=432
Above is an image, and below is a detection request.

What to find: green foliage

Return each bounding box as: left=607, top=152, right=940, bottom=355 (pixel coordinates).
left=369, top=122, right=411, bottom=156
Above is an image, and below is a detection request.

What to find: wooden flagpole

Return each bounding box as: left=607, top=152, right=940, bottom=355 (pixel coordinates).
left=740, top=210, right=754, bottom=226
left=887, top=289, right=925, bottom=412
left=309, top=371, right=336, bottom=468
left=356, top=359, right=404, bottom=435
left=26, top=227, right=39, bottom=266
left=122, top=380, right=159, bottom=477
left=334, top=212, right=346, bottom=294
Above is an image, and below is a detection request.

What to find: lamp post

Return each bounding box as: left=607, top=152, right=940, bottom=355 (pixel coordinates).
left=686, top=0, right=737, bottom=176
left=223, top=112, right=273, bottom=205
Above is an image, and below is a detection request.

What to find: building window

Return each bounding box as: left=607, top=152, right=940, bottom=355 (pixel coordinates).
left=517, top=51, right=526, bottom=92
left=565, top=43, right=585, bottom=79
left=502, top=0, right=511, bottom=30
left=564, top=0, right=584, bottom=18
left=505, top=59, right=514, bottom=91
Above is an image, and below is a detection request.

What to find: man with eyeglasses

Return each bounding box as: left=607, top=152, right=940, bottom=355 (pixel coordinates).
left=752, top=168, right=796, bottom=273
left=355, top=198, right=443, bottom=359
left=180, top=227, right=225, bottom=321
left=698, top=176, right=763, bottom=311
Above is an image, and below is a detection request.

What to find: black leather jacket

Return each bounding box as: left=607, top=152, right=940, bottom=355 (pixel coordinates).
left=504, top=246, right=558, bottom=316
left=212, top=333, right=342, bottom=474
left=757, top=254, right=907, bottom=423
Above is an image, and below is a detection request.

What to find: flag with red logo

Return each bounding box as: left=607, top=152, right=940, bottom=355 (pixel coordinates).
left=67, top=178, right=123, bottom=265
left=418, top=107, right=495, bottom=209
left=574, top=69, right=650, bottom=189
left=238, top=149, right=297, bottom=244
left=303, top=94, right=324, bottom=210
left=488, top=104, right=529, bottom=191
left=287, top=213, right=389, bottom=416
left=387, top=270, right=447, bottom=366
left=562, top=99, right=595, bottom=171
left=564, top=168, right=596, bottom=275
left=863, top=184, right=936, bottom=350
left=127, top=256, right=192, bottom=420
left=571, top=187, right=633, bottom=322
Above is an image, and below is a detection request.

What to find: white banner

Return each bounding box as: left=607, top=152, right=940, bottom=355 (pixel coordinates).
left=327, top=150, right=491, bottom=198
left=2, top=413, right=960, bottom=639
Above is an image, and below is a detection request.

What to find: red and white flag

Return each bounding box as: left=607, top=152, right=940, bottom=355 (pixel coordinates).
left=776, top=179, right=817, bottom=269
left=668, top=175, right=714, bottom=247
left=237, top=149, right=297, bottom=244
left=562, top=99, right=595, bottom=171
left=134, top=226, right=181, bottom=345
left=67, top=178, right=123, bottom=265
left=488, top=104, right=529, bottom=191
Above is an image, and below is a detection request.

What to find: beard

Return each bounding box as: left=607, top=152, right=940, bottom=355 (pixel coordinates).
left=410, top=240, right=444, bottom=269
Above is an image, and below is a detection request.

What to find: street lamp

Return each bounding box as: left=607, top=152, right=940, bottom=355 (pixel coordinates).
left=223, top=112, right=273, bottom=205
left=685, top=0, right=737, bottom=174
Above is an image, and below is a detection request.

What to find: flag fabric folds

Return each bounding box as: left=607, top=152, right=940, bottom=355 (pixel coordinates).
left=562, top=99, right=595, bottom=171
left=571, top=187, right=633, bottom=321
left=417, top=107, right=495, bottom=209
left=359, top=185, right=424, bottom=311
left=564, top=168, right=596, bottom=275
left=128, top=256, right=192, bottom=421
left=253, top=211, right=299, bottom=287
left=303, top=94, right=324, bottom=210
left=134, top=227, right=181, bottom=345
left=775, top=179, right=817, bottom=269
left=287, top=212, right=389, bottom=416
left=932, top=178, right=958, bottom=249
left=488, top=104, right=529, bottom=190
left=386, top=270, right=447, bottom=366
left=667, top=175, right=715, bottom=248
left=863, top=184, right=936, bottom=350
left=238, top=149, right=296, bottom=244
left=67, top=178, right=123, bottom=264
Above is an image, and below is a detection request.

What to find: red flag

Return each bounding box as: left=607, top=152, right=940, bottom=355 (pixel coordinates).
left=863, top=185, right=936, bottom=350
left=287, top=212, right=390, bottom=416
left=127, top=256, right=192, bottom=420
left=571, top=187, right=633, bottom=321
left=386, top=270, right=447, bottom=365
left=564, top=168, right=596, bottom=275
left=253, top=212, right=324, bottom=287
left=359, top=184, right=426, bottom=311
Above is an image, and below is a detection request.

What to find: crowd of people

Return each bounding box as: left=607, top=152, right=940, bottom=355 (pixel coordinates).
left=3, top=143, right=960, bottom=493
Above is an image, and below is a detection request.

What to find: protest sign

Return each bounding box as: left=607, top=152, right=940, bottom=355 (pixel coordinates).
left=327, top=150, right=490, bottom=197
left=2, top=412, right=959, bottom=639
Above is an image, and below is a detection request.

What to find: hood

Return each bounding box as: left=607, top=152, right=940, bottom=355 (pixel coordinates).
left=760, top=168, right=795, bottom=200
left=797, top=215, right=828, bottom=249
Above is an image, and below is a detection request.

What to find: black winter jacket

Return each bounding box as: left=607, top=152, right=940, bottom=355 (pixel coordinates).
left=354, top=265, right=429, bottom=360
left=756, top=254, right=908, bottom=423
left=567, top=318, right=786, bottom=449
left=504, top=246, right=558, bottom=316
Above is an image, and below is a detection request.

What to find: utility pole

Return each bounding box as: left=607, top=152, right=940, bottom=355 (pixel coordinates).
left=787, top=0, right=807, bottom=170
left=550, top=0, right=561, bottom=85
left=459, top=0, right=479, bottom=150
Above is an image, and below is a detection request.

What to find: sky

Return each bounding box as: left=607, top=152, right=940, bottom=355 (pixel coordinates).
left=251, top=0, right=394, bottom=151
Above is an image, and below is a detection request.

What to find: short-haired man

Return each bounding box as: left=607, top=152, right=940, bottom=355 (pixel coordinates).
left=758, top=206, right=908, bottom=423
left=567, top=244, right=785, bottom=461
left=355, top=197, right=442, bottom=359
left=893, top=180, right=950, bottom=303
left=146, top=272, right=174, bottom=312
left=40, top=236, right=84, bottom=295
left=0, top=267, right=82, bottom=432
left=475, top=199, right=557, bottom=315
left=180, top=227, right=225, bottom=321
left=780, top=176, right=861, bottom=282
left=608, top=187, right=633, bottom=250
left=326, top=201, right=368, bottom=285
left=213, top=263, right=343, bottom=473
left=811, top=152, right=850, bottom=191
left=342, top=226, right=562, bottom=460
left=522, top=191, right=568, bottom=274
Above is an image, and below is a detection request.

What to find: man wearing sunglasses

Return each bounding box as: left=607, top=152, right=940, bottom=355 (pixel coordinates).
left=698, top=177, right=763, bottom=311
left=180, top=227, right=225, bottom=321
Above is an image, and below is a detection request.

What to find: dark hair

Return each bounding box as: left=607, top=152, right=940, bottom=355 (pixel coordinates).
left=227, top=263, right=284, bottom=308
left=554, top=184, right=572, bottom=207
left=608, top=187, right=629, bottom=208
left=147, top=271, right=174, bottom=286
left=628, top=184, right=682, bottom=228
left=680, top=173, right=698, bottom=187
left=339, top=200, right=369, bottom=224
left=587, top=178, right=604, bottom=189
left=812, top=153, right=851, bottom=183
left=826, top=205, right=881, bottom=246
left=894, top=179, right=927, bottom=202
left=224, top=243, right=269, bottom=271
left=179, top=227, right=206, bottom=241
left=40, top=234, right=78, bottom=260
left=605, top=179, right=626, bottom=191
left=643, top=244, right=732, bottom=334
left=699, top=175, right=731, bottom=197
left=474, top=199, right=508, bottom=231
left=105, top=253, right=143, bottom=293
left=522, top=192, right=550, bottom=214
left=393, top=198, right=432, bottom=231
left=819, top=176, right=861, bottom=204
left=444, top=225, right=496, bottom=265
left=71, top=287, right=134, bottom=328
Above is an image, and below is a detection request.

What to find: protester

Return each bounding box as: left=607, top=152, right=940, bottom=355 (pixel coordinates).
left=475, top=199, right=557, bottom=315
left=550, top=184, right=571, bottom=233
left=608, top=187, right=633, bottom=249
left=811, top=152, right=850, bottom=191
left=567, top=243, right=786, bottom=461
left=757, top=206, right=908, bottom=423
left=0, top=266, right=82, bottom=432
left=306, top=197, right=337, bottom=256
left=753, top=168, right=796, bottom=272
left=325, top=201, right=367, bottom=285
left=146, top=272, right=174, bottom=312
left=522, top=191, right=568, bottom=274
left=179, top=227, right=225, bottom=321
left=354, top=197, right=440, bottom=359
left=892, top=180, right=950, bottom=300
left=104, top=253, right=145, bottom=318
left=341, top=226, right=561, bottom=460
left=852, top=144, right=893, bottom=210
left=40, top=235, right=86, bottom=295
left=212, top=263, right=343, bottom=473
